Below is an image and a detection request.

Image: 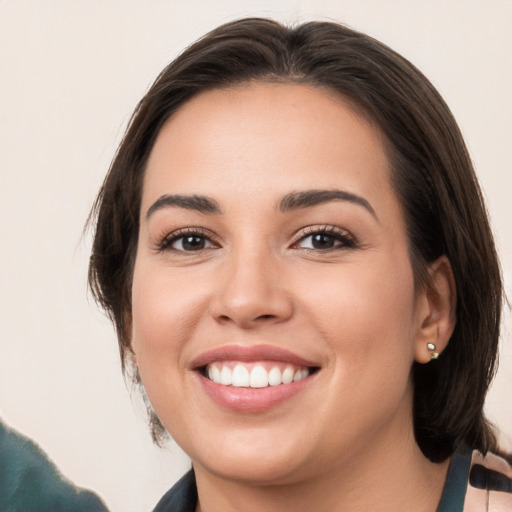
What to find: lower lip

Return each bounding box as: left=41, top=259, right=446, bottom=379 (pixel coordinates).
left=196, top=373, right=315, bottom=413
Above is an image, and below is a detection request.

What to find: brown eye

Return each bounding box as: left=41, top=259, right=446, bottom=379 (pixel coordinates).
left=171, top=234, right=214, bottom=251
left=298, top=233, right=341, bottom=250
left=159, top=229, right=219, bottom=253
left=310, top=233, right=337, bottom=249
left=176, top=235, right=206, bottom=251
left=294, top=227, right=356, bottom=251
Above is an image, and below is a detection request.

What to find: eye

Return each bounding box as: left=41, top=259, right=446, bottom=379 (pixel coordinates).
left=171, top=234, right=213, bottom=251
left=158, top=228, right=219, bottom=252
left=293, top=226, right=356, bottom=251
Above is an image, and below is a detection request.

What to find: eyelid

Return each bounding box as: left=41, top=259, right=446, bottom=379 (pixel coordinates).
left=290, top=224, right=357, bottom=250
left=155, top=226, right=221, bottom=252
left=153, top=224, right=356, bottom=253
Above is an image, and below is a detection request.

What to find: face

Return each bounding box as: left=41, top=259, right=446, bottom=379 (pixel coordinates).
left=131, top=83, right=426, bottom=484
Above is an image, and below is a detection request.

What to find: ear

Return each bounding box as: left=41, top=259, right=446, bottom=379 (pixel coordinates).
left=414, top=256, right=457, bottom=364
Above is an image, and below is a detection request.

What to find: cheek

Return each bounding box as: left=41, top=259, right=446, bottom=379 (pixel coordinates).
left=307, top=257, right=418, bottom=429
left=130, top=261, right=210, bottom=430
left=130, top=261, right=206, bottom=369
left=297, top=255, right=417, bottom=364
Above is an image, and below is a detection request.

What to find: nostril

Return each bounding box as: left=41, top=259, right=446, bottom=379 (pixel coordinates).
left=209, top=289, right=293, bottom=327
left=217, top=313, right=276, bottom=324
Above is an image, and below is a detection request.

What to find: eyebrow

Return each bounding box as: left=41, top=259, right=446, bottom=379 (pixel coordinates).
left=278, top=189, right=378, bottom=219
left=146, top=194, right=221, bottom=219
left=146, top=188, right=377, bottom=221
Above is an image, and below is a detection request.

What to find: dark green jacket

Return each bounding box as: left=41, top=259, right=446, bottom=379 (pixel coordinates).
left=0, top=419, right=108, bottom=512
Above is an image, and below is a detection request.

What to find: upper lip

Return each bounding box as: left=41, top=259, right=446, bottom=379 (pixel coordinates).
left=190, top=344, right=320, bottom=370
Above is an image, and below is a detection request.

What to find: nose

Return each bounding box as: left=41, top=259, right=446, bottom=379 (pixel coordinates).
left=209, top=248, right=294, bottom=329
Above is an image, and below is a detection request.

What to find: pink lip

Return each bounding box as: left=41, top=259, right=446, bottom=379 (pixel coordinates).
left=197, top=374, right=315, bottom=413
left=191, top=344, right=320, bottom=413
left=190, top=344, right=319, bottom=369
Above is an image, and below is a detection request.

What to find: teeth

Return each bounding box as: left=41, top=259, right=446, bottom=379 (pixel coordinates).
left=250, top=365, right=268, bottom=388
left=232, top=365, right=250, bottom=387
left=206, top=363, right=311, bottom=388
left=268, top=367, right=282, bottom=386
left=211, top=365, right=221, bottom=383
left=282, top=366, right=294, bottom=384
left=220, top=366, right=232, bottom=385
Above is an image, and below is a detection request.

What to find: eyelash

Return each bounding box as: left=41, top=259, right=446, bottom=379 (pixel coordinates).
left=291, top=225, right=357, bottom=251
left=157, top=227, right=219, bottom=253
left=156, top=225, right=357, bottom=253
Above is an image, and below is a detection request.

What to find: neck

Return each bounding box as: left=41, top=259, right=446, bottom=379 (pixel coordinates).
left=193, top=422, right=450, bottom=512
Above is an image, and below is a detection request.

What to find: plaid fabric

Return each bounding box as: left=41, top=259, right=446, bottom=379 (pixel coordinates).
left=464, top=450, right=512, bottom=511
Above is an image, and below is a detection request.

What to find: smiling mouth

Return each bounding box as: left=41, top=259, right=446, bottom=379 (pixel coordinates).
left=202, top=361, right=317, bottom=389
left=193, top=346, right=321, bottom=412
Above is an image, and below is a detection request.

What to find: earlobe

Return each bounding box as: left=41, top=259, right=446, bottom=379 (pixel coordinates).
left=414, top=256, right=457, bottom=364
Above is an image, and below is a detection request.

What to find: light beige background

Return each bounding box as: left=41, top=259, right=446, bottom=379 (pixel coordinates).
left=1, top=1, right=511, bottom=510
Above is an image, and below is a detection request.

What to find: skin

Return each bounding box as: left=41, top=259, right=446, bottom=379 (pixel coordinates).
left=131, top=83, right=456, bottom=512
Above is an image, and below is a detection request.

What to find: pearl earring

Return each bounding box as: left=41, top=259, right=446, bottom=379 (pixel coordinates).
left=427, top=342, right=439, bottom=360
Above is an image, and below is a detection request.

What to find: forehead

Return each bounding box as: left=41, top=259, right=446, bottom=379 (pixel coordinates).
left=142, top=82, right=395, bottom=215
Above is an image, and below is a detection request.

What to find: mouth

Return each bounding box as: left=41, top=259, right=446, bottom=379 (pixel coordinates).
left=191, top=345, right=321, bottom=412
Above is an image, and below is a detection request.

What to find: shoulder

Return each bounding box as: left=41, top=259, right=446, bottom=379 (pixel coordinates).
left=0, top=419, right=108, bottom=512
left=465, top=449, right=512, bottom=511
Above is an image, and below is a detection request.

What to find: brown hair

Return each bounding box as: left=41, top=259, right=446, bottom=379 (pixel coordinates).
left=88, top=18, right=502, bottom=460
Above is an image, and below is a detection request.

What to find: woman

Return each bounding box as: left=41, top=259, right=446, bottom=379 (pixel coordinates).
left=88, top=18, right=511, bottom=511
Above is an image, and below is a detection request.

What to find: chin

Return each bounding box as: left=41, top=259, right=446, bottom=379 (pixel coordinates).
left=178, top=425, right=316, bottom=485
left=196, top=450, right=310, bottom=486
